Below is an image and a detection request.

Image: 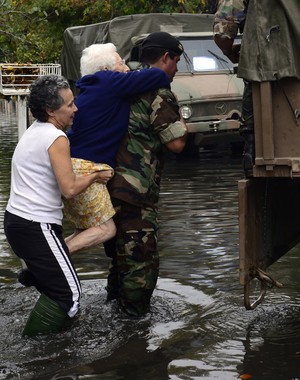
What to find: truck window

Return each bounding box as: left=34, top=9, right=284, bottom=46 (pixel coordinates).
left=177, top=37, right=240, bottom=73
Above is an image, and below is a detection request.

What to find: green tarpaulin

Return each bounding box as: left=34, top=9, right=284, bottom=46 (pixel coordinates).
left=60, top=13, right=214, bottom=83
left=238, top=0, right=300, bottom=81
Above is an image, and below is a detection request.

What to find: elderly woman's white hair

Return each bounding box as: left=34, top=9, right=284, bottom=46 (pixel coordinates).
left=80, top=43, right=118, bottom=76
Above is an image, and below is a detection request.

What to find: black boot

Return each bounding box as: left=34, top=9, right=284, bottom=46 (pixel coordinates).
left=17, top=268, right=43, bottom=293
left=17, top=268, right=37, bottom=287
left=240, top=125, right=255, bottom=172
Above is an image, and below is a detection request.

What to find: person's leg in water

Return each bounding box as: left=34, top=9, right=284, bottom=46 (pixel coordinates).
left=105, top=201, right=159, bottom=317
left=240, top=80, right=255, bottom=174
left=65, top=218, right=116, bottom=254
left=4, top=211, right=81, bottom=336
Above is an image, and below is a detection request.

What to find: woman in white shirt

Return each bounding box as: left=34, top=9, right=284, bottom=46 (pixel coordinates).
left=4, top=75, right=112, bottom=336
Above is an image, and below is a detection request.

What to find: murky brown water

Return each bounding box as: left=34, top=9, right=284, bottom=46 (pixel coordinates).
left=1, top=99, right=300, bottom=380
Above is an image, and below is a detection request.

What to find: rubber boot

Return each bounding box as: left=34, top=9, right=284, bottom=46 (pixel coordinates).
left=22, top=293, right=69, bottom=337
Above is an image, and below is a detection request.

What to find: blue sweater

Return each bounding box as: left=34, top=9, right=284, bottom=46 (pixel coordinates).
left=67, top=68, right=170, bottom=167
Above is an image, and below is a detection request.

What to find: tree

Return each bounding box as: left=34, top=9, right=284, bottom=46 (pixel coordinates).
left=0, top=0, right=214, bottom=63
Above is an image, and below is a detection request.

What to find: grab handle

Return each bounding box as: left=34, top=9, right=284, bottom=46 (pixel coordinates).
left=244, top=268, right=283, bottom=310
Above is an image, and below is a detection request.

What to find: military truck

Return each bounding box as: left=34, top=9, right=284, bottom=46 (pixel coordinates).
left=61, top=13, right=244, bottom=155
left=236, top=0, right=300, bottom=310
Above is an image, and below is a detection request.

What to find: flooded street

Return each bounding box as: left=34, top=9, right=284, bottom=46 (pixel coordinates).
left=1, top=100, right=300, bottom=380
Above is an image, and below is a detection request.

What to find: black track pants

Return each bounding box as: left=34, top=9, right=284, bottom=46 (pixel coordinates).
left=4, top=211, right=81, bottom=317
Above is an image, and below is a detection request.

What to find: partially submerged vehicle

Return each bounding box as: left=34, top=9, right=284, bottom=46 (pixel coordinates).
left=237, top=1, right=300, bottom=309
left=61, top=13, right=244, bottom=154
left=239, top=78, right=300, bottom=309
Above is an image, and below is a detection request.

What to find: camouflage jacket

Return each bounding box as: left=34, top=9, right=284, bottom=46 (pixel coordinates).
left=214, top=0, right=300, bottom=81
left=213, top=0, right=249, bottom=39
left=107, top=87, right=186, bottom=208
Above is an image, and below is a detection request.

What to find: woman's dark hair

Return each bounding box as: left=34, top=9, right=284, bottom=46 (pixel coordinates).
left=27, top=75, right=70, bottom=122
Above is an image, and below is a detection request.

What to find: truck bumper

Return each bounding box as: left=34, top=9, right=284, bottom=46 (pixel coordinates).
left=186, top=119, right=240, bottom=134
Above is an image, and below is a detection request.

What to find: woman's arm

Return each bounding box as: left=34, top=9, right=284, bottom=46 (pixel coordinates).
left=110, top=68, right=170, bottom=96
left=49, top=136, right=112, bottom=199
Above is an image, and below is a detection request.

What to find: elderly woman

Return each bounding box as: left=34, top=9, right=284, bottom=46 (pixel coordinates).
left=64, top=43, right=171, bottom=255
left=4, top=75, right=111, bottom=336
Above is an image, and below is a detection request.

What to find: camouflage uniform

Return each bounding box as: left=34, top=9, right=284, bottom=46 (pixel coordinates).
left=104, top=87, right=186, bottom=316
left=213, top=0, right=248, bottom=39
left=214, top=0, right=254, bottom=172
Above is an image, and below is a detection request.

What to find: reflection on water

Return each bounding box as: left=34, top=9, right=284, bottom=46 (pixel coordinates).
left=2, top=100, right=300, bottom=379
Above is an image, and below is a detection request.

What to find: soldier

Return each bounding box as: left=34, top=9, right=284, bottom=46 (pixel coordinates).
left=104, top=32, right=188, bottom=316
left=214, top=0, right=300, bottom=173
left=213, top=0, right=253, bottom=172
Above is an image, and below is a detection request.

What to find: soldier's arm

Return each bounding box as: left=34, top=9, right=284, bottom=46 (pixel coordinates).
left=152, top=89, right=188, bottom=153
left=165, top=131, right=187, bottom=154
left=214, top=34, right=240, bottom=63
left=213, top=0, right=246, bottom=63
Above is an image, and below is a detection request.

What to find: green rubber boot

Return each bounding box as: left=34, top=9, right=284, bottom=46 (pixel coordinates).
left=22, top=293, right=69, bottom=337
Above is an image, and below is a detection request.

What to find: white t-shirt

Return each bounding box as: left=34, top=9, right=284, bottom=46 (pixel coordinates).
left=6, top=120, right=67, bottom=225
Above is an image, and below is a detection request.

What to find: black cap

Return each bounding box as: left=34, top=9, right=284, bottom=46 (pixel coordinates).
left=141, top=32, right=184, bottom=56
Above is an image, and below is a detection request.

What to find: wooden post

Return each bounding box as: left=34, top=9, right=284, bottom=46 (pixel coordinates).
left=17, top=96, right=28, bottom=139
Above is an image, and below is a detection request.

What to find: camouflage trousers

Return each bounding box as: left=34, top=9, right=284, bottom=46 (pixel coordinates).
left=103, top=199, right=159, bottom=316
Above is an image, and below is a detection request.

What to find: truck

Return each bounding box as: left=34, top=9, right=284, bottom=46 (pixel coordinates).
left=61, top=13, right=244, bottom=155
left=236, top=0, right=300, bottom=309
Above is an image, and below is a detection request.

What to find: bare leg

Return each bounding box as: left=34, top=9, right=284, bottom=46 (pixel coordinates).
left=66, top=218, right=116, bottom=255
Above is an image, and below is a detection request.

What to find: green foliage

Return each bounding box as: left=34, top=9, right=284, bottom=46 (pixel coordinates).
left=0, top=0, right=215, bottom=63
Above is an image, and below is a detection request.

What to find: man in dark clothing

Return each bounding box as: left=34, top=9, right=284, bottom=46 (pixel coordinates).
left=104, top=32, right=188, bottom=316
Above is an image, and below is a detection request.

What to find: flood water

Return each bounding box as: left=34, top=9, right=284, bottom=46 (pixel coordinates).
left=2, top=100, right=300, bottom=380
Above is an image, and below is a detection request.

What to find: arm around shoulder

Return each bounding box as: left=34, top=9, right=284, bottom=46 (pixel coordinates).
left=124, top=67, right=170, bottom=95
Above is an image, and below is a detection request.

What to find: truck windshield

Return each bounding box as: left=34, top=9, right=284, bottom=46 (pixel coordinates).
left=177, top=36, right=239, bottom=73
